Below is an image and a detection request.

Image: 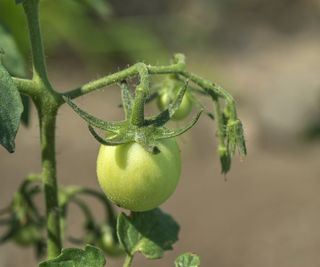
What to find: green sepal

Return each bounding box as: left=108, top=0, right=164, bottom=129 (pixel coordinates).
left=226, top=119, right=247, bottom=156
left=218, top=145, right=231, bottom=174
left=175, top=253, right=201, bottom=267
left=88, top=125, right=131, bottom=146
left=187, top=89, right=214, bottom=120
left=155, top=110, right=203, bottom=140
left=117, top=208, right=180, bottom=260
left=63, top=96, right=125, bottom=133
left=38, top=245, right=106, bottom=267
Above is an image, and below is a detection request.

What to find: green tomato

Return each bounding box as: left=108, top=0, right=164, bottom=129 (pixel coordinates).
left=96, top=138, right=181, bottom=212
left=157, top=90, right=193, bottom=120
left=13, top=225, right=41, bottom=247
left=97, top=224, right=124, bottom=256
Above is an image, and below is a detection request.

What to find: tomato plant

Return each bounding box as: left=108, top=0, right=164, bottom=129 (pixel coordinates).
left=0, top=0, right=246, bottom=266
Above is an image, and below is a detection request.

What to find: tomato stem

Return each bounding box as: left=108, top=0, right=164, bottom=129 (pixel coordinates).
left=123, top=254, right=133, bottom=267
left=38, top=104, right=62, bottom=258
left=22, top=0, right=63, bottom=259
left=23, top=0, right=51, bottom=89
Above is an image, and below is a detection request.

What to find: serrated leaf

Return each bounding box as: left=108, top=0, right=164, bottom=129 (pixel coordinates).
left=39, top=245, right=106, bottom=267
left=117, top=208, right=179, bottom=260
left=175, top=253, right=201, bottom=267
left=0, top=62, right=23, bottom=152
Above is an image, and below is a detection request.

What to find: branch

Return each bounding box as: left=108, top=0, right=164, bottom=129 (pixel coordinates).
left=180, top=71, right=237, bottom=119
left=62, top=53, right=186, bottom=100
left=13, top=78, right=38, bottom=96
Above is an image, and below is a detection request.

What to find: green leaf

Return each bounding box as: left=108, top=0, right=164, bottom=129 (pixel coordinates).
left=0, top=24, right=30, bottom=127
left=0, top=24, right=26, bottom=77
left=0, top=62, right=23, bottom=153
left=117, top=208, right=180, bottom=260
left=39, top=245, right=106, bottom=267
left=175, top=253, right=201, bottom=267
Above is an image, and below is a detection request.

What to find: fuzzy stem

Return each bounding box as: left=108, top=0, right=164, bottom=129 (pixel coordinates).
left=123, top=254, right=133, bottom=267
left=63, top=54, right=186, bottom=100
left=23, top=0, right=62, bottom=259
left=38, top=103, right=62, bottom=258
left=23, top=0, right=50, bottom=88
left=130, top=63, right=149, bottom=126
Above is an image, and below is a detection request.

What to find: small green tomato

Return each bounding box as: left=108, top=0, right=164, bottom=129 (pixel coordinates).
left=96, top=138, right=181, bottom=212
left=97, top=224, right=124, bottom=256
left=157, top=90, right=193, bottom=120
left=13, top=225, right=41, bottom=246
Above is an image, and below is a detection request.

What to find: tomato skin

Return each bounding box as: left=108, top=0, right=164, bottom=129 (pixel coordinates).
left=157, top=91, right=193, bottom=120
left=96, top=138, right=181, bottom=212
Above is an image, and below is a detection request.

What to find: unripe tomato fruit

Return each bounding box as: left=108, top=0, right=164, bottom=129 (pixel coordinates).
left=13, top=225, right=41, bottom=246
left=97, top=138, right=181, bottom=212
left=97, top=224, right=124, bottom=256
left=157, top=90, right=193, bottom=120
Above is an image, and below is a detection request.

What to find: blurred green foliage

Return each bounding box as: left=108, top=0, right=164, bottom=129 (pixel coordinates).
left=0, top=0, right=169, bottom=66
left=1, top=0, right=320, bottom=64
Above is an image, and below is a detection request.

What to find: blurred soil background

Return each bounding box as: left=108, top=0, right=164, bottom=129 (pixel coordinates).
left=1, top=0, right=320, bottom=266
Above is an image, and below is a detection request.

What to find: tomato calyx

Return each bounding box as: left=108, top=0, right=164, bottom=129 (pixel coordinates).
left=63, top=79, right=202, bottom=154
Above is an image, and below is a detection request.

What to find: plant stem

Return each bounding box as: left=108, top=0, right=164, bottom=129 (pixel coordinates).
left=63, top=55, right=186, bottom=99
left=38, top=104, right=62, bottom=258
left=23, top=0, right=50, bottom=87
left=23, top=0, right=62, bottom=259
left=123, top=255, right=133, bottom=267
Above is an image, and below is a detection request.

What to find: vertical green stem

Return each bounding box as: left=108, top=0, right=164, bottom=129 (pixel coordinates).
left=23, top=0, right=62, bottom=258
left=39, top=104, right=62, bottom=258
left=123, top=255, right=133, bottom=267
left=130, top=63, right=149, bottom=126
left=23, top=0, right=50, bottom=87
